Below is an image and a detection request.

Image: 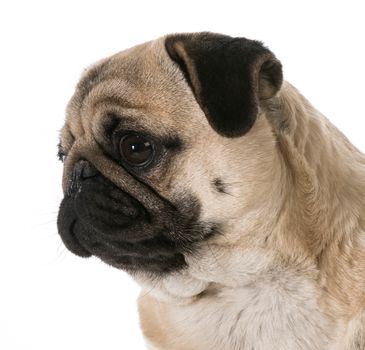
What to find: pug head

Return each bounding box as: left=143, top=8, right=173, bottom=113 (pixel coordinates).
left=57, top=32, right=283, bottom=278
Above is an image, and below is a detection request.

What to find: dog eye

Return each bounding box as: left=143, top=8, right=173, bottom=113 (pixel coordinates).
left=119, top=134, right=154, bottom=167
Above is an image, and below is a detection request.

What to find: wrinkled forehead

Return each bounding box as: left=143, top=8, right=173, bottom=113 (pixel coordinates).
left=61, top=37, right=204, bottom=148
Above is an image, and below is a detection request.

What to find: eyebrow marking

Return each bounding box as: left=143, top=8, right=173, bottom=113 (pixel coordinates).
left=103, top=113, right=121, bottom=138
left=100, top=108, right=185, bottom=159
left=163, top=135, right=183, bottom=151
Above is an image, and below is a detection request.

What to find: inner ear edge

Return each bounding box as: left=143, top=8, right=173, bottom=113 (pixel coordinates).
left=257, top=56, right=283, bottom=100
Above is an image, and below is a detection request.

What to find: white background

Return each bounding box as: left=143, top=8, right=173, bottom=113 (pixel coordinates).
left=1, top=1, right=364, bottom=349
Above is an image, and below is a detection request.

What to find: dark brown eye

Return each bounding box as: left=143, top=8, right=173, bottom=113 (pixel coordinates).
left=119, top=134, right=154, bottom=167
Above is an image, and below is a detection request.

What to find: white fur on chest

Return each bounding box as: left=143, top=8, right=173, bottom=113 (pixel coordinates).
left=167, top=270, right=335, bottom=350
left=137, top=247, right=341, bottom=350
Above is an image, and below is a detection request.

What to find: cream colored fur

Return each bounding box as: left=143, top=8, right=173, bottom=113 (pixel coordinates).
left=60, top=36, right=365, bottom=349
left=137, top=81, right=365, bottom=350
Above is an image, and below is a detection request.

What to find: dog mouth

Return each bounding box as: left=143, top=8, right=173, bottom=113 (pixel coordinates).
left=57, top=162, right=213, bottom=275
left=64, top=218, right=92, bottom=258
left=58, top=203, right=186, bottom=274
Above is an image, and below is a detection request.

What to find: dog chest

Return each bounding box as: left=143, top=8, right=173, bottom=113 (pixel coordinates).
left=145, top=273, right=337, bottom=350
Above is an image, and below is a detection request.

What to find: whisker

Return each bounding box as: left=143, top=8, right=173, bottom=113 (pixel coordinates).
left=31, top=219, right=58, bottom=230
left=47, top=242, right=68, bottom=265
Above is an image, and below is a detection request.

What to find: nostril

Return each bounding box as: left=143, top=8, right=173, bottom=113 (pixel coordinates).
left=80, top=160, right=99, bottom=179
left=68, top=160, right=99, bottom=196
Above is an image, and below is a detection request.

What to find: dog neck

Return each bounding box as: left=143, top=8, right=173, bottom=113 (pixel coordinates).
left=265, top=81, right=365, bottom=318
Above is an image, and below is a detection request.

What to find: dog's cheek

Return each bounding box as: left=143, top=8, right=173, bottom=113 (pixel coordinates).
left=164, top=157, right=240, bottom=226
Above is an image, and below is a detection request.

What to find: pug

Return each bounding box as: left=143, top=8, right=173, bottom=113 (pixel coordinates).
left=57, top=32, right=365, bottom=350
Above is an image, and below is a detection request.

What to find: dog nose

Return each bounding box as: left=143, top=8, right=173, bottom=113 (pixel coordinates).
left=68, top=160, right=99, bottom=196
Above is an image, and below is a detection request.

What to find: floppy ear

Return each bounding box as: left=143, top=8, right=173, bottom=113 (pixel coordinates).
left=165, top=32, right=283, bottom=137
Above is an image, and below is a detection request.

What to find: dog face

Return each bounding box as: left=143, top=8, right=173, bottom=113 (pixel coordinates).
left=57, top=32, right=282, bottom=278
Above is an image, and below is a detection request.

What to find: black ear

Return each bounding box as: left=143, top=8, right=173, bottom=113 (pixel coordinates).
left=165, top=32, right=283, bottom=137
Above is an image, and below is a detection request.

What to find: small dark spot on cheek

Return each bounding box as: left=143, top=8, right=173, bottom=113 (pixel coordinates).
left=213, top=178, right=228, bottom=194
